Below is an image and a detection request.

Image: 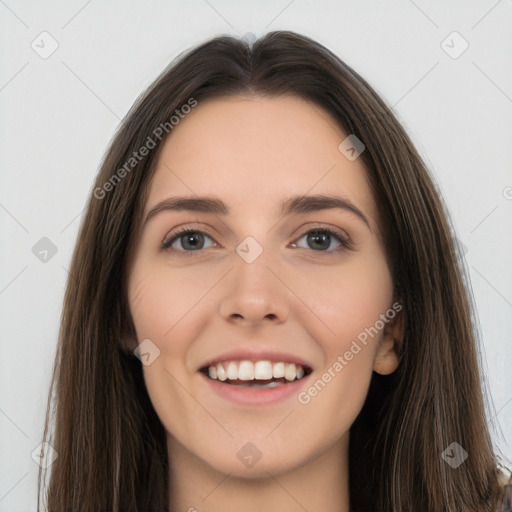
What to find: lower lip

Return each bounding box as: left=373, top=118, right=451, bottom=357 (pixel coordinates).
left=199, top=372, right=311, bottom=406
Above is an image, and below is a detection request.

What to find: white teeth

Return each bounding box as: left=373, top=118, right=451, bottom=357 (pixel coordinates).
left=205, top=360, right=308, bottom=383
left=216, top=363, right=227, bottom=381
left=227, top=362, right=238, bottom=380
left=284, top=363, right=297, bottom=382
left=272, top=362, right=285, bottom=378
left=238, top=361, right=254, bottom=380
left=254, top=361, right=272, bottom=380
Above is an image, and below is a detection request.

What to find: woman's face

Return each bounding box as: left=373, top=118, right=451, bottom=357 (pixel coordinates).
left=127, top=94, right=402, bottom=478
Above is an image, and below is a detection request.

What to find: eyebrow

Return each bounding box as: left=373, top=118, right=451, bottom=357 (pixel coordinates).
left=143, top=194, right=371, bottom=231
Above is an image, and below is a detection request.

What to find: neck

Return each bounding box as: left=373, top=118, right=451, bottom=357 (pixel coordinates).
left=167, top=432, right=350, bottom=512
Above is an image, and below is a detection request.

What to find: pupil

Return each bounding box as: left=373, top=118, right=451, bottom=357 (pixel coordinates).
left=182, top=233, right=203, bottom=250
left=308, top=231, right=330, bottom=250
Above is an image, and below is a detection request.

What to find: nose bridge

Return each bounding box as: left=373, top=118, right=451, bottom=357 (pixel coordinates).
left=218, top=236, right=289, bottom=323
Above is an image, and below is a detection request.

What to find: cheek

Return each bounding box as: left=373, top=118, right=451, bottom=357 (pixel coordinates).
left=127, top=263, right=213, bottom=437
left=287, top=253, right=393, bottom=426
left=299, top=251, right=393, bottom=350
left=299, top=353, right=374, bottom=448
left=128, top=260, right=211, bottom=344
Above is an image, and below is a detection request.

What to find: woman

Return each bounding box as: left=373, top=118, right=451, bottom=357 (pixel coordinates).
left=37, top=30, right=511, bottom=511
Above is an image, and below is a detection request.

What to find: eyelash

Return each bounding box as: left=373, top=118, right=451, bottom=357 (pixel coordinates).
left=161, top=225, right=352, bottom=257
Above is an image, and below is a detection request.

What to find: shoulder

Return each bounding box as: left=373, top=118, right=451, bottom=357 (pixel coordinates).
left=493, top=467, right=512, bottom=511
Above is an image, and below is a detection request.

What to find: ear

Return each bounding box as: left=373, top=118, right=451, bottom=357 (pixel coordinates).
left=372, top=305, right=404, bottom=375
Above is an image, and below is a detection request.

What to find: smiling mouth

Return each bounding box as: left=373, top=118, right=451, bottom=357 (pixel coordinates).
left=199, top=360, right=313, bottom=388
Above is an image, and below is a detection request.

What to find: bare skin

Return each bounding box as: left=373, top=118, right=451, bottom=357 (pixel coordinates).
left=127, top=94, right=404, bottom=512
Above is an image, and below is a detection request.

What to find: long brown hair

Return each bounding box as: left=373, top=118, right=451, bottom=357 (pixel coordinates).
left=38, top=30, right=506, bottom=511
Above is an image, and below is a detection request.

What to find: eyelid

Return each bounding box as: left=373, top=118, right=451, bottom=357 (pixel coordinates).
left=161, top=223, right=219, bottom=250
left=292, top=222, right=352, bottom=245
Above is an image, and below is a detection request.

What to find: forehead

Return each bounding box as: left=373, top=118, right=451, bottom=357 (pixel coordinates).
left=146, top=94, right=378, bottom=228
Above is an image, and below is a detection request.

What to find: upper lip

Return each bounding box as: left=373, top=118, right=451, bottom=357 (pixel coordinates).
left=198, top=349, right=314, bottom=371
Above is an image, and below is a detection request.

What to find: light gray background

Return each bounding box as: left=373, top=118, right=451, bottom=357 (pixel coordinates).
left=1, top=1, right=511, bottom=510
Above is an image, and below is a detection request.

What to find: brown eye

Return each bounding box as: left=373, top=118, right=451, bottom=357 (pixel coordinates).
left=162, top=229, right=216, bottom=252
left=292, top=228, right=351, bottom=252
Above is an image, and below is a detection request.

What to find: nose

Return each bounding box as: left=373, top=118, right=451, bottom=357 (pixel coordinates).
left=218, top=251, right=290, bottom=326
